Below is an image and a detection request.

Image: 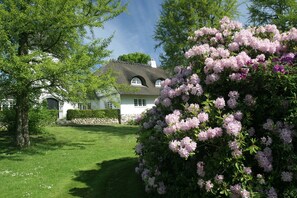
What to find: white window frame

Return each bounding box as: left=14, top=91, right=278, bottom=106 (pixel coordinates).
left=155, top=79, right=162, bottom=87
left=134, top=98, right=146, bottom=107
left=131, top=77, right=142, bottom=86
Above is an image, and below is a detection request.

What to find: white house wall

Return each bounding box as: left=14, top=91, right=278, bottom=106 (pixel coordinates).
left=120, top=95, right=156, bottom=115
left=39, top=93, right=77, bottom=119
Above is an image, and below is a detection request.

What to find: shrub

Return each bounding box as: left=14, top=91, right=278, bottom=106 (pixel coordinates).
left=136, top=17, right=297, bottom=197
left=0, top=108, right=58, bottom=134
left=66, top=109, right=120, bottom=120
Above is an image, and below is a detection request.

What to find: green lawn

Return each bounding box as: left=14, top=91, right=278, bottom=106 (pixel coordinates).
left=0, top=125, right=149, bottom=198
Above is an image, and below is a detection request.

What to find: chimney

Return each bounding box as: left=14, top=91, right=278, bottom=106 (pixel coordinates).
left=148, top=58, right=157, bottom=68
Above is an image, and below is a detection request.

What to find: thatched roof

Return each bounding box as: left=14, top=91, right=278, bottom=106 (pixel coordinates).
left=100, top=61, right=168, bottom=96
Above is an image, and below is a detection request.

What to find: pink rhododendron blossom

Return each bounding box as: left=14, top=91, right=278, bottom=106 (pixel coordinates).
left=205, top=180, right=214, bottom=192
left=214, top=97, right=226, bottom=109
left=198, top=112, right=209, bottom=122
left=255, top=148, right=273, bottom=172
left=197, top=161, right=205, bottom=177
left=227, top=98, right=238, bottom=109
left=232, top=149, right=242, bottom=158
left=198, top=131, right=208, bottom=141
left=162, top=98, right=172, bottom=107
left=266, top=187, right=278, bottom=198
left=281, top=171, right=293, bottom=182
left=228, top=91, right=240, bottom=99
left=187, top=103, right=200, bottom=114
left=165, top=110, right=181, bottom=125
left=205, top=73, right=220, bottom=84
left=263, top=119, right=274, bottom=131
left=243, top=167, right=252, bottom=175
left=214, top=174, right=224, bottom=184
left=197, top=179, right=204, bottom=188
left=234, top=111, right=243, bottom=120
left=225, top=120, right=242, bottom=136
left=169, top=137, right=197, bottom=159
left=169, top=140, right=180, bottom=153
left=228, top=140, right=240, bottom=150
left=279, top=128, right=292, bottom=143
left=244, top=94, right=256, bottom=106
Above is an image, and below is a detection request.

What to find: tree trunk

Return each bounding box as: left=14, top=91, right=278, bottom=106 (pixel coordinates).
left=15, top=95, right=30, bottom=148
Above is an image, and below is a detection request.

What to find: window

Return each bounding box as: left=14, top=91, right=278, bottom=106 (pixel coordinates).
left=78, top=103, right=91, bottom=110
left=47, top=98, right=59, bottom=110
left=155, top=79, right=162, bottom=87
left=1, top=99, right=15, bottom=110
left=105, top=101, right=114, bottom=109
left=131, top=77, right=142, bottom=86
left=134, top=99, right=146, bottom=107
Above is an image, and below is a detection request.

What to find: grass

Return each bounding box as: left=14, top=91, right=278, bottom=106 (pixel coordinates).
left=0, top=125, right=149, bottom=198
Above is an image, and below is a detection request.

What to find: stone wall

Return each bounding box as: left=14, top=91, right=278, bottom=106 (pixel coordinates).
left=57, top=114, right=138, bottom=125
left=120, top=114, right=138, bottom=124
left=58, top=118, right=120, bottom=125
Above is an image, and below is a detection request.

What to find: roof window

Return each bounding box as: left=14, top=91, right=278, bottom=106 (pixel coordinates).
left=155, top=79, right=162, bottom=87
left=131, top=77, right=142, bottom=86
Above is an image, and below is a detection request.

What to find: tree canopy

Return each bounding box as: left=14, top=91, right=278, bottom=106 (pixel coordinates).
left=117, top=52, right=151, bottom=64
left=248, top=0, right=297, bottom=31
left=154, top=0, right=239, bottom=70
left=0, top=0, right=126, bottom=147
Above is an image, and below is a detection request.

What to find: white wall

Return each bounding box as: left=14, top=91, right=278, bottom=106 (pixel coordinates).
left=39, top=93, right=77, bottom=119
left=120, top=95, right=157, bottom=115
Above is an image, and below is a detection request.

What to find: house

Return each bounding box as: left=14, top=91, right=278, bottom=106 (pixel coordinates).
left=1, top=60, right=168, bottom=123
left=90, top=60, right=168, bottom=122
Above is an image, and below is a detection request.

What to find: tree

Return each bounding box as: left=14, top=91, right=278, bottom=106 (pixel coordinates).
left=0, top=0, right=126, bottom=147
left=248, top=0, right=297, bottom=31
left=117, top=52, right=151, bottom=64
left=154, top=0, right=239, bottom=70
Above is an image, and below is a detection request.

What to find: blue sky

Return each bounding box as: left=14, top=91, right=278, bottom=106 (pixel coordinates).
left=95, top=0, right=250, bottom=66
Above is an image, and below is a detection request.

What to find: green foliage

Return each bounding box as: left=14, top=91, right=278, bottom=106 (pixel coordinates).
left=117, top=52, right=151, bottom=64
left=66, top=109, right=120, bottom=120
left=248, top=0, right=297, bottom=31
left=0, top=0, right=126, bottom=146
left=0, top=108, right=58, bottom=134
left=154, top=0, right=238, bottom=70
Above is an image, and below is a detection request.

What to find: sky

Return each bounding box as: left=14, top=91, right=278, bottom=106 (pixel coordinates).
left=95, top=0, right=250, bottom=66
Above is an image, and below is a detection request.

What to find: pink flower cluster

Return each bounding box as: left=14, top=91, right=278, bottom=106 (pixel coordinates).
left=164, top=116, right=200, bottom=134
left=169, top=137, right=197, bottom=158
left=230, top=184, right=251, bottom=198
left=214, top=97, right=225, bottom=109
left=197, top=179, right=214, bottom=192
left=228, top=140, right=242, bottom=158
left=255, top=147, right=273, bottom=172
left=198, top=127, right=223, bottom=141
left=223, top=114, right=242, bottom=136
left=196, top=161, right=205, bottom=177
left=281, top=171, right=293, bottom=182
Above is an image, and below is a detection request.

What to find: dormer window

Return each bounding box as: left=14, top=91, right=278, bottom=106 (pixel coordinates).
left=155, top=79, right=162, bottom=87
left=131, top=77, right=142, bottom=86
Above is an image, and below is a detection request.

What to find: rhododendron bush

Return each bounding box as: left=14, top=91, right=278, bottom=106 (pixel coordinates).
left=135, top=17, right=297, bottom=197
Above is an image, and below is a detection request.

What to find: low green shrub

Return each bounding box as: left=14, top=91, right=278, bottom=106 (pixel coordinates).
left=66, top=109, right=120, bottom=120
left=0, top=108, right=58, bottom=134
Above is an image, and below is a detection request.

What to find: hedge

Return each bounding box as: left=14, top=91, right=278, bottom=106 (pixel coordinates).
left=66, top=109, right=120, bottom=120
left=0, top=109, right=58, bottom=134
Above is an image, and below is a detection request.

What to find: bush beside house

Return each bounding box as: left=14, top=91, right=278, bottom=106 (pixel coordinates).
left=135, top=17, right=297, bottom=197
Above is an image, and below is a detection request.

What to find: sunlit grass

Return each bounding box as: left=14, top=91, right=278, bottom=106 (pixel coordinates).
left=0, top=125, right=148, bottom=198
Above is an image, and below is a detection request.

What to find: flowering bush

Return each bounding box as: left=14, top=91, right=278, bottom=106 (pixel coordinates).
left=135, top=17, right=297, bottom=197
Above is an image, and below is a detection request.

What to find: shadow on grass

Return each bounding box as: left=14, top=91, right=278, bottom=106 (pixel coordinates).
left=0, top=125, right=139, bottom=161
left=69, top=157, right=153, bottom=198
left=0, top=130, right=73, bottom=160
